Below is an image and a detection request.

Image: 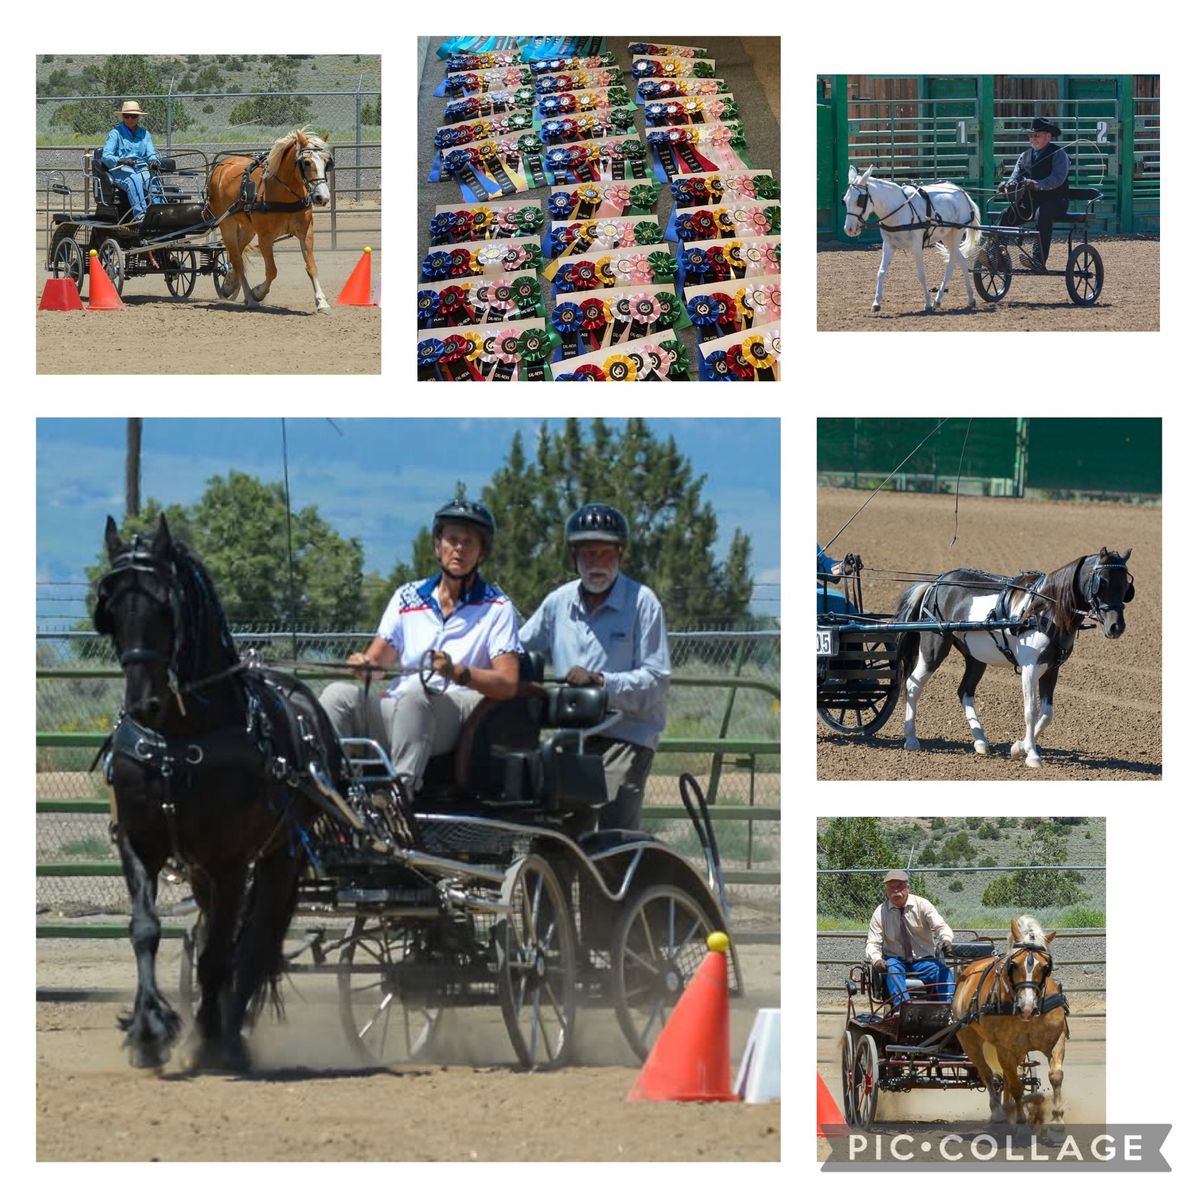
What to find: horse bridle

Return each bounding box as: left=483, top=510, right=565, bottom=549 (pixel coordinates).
left=1082, top=557, right=1135, bottom=620
left=1003, top=940, right=1054, bottom=1015
left=845, top=178, right=926, bottom=233
left=292, top=144, right=334, bottom=200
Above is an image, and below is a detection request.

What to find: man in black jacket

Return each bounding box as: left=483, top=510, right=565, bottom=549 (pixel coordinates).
left=998, top=117, right=1071, bottom=271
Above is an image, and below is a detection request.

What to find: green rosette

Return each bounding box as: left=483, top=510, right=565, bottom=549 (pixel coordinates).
left=765, top=205, right=781, bottom=235
left=517, top=326, right=555, bottom=381
left=513, top=87, right=536, bottom=108
left=753, top=174, right=781, bottom=201
left=634, top=220, right=663, bottom=246
left=647, top=250, right=677, bottom=283
left=511, top=275, right=543, bottom=317
left=619, top=138, right=646, bottom=162
left=515, top=206, right=544, bottom=234
left=692, top=61, right=714, bottom=78
left=516, top=132, right=544, bottom=157
left=718, top=99, right=740, bottom=122
left=628, top=183, right=659, bottom=214
left=659, top=338, right=691, bottom=378
left=607, top=86, right=632, bottom=107
left=654, top=290, right=686, bottom=330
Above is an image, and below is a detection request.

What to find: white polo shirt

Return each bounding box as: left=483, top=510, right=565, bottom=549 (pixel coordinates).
left=377, top=573, right=521, bottom=697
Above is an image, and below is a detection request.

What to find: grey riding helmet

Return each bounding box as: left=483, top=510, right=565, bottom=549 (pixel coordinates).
left=433, top=499, right=496, bottom=552
left=566, top=503, right=629, bottom=547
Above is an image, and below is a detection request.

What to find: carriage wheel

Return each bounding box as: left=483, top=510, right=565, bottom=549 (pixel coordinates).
left=850, top=1032, right=880, bottom=1128
left=972, top=243, right=1012, bottom=302
left=163, top=248, right=198, bottom=299
left=840, top=1030, right=859, bottom=1127
left=97, top=238, right=125, bottom=296
left=610, top=884, right=719, bottom=1062
left=495, top=854, right=576, bottom=1070
left=49, top=233, right=85, bottom=293
left=211, top=249, right=240, bottom=299
left=337, top=916, right=442, bottom=1065
left=816, top=640, right=900, bottom=735
left=1065, top=243, right=1104, bottom=306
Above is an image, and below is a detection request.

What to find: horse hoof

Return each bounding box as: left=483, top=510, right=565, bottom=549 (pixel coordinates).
left=1025, top=756, right=1043, bottom=769
left=973, top=740, right=990, bottom=755
left=1009, top=742, right=1025, bottom=760
left=316, top=304, right=333, bottom=316
left=871, top=304, right=881, bottom=313
left=903, top=737, right=921, bottom=752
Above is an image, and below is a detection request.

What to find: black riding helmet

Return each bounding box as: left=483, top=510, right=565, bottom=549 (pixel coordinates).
left=566, top=503, right=629, bottom=547
left=433, top=498, right=496, bottom=553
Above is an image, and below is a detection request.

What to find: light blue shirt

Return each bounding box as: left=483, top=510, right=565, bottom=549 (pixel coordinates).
left=101, top=123, right=159, bottom=172
left=519, top=572, right=670, bottom=749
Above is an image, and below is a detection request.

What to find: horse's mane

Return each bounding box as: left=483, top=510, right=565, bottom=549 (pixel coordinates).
left=168, top=540, right=240, bottom=681
left=1028, top=547, right=1122, bottom=635
left=1010, top=914, right=1048, bottom=950
left=265, top=127, right=327, bottom=177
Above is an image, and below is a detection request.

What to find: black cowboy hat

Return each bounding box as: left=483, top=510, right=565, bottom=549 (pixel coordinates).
left=1027, top=117, right=1062, bottom=137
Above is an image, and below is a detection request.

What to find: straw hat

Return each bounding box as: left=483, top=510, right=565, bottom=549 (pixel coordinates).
left=114, top=100, right=148, bottom=117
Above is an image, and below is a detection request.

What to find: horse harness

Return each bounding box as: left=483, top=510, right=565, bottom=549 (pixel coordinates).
left=1080, top=557, right=1135, bottom=621
left=959, top=943, right=1069, bottom=1026
left=849, top=181, right=974, bottom=246
left=233, top=143, right=334, bottom=216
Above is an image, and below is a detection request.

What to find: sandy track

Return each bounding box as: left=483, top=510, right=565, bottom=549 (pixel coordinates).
left=817, top=489, right=1161, bottom=780
left=817, top=238, right=1158, bottom=330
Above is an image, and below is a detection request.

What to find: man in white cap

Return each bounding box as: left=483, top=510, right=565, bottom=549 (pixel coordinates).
left=101, top=101, right=161, bottom=221
left=865, top=869, right=956, bottom=1002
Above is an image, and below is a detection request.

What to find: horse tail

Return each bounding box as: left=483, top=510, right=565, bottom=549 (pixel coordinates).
left=962, top=195, right=983, bottom=261
left=894, top=581, right=931, bottom=683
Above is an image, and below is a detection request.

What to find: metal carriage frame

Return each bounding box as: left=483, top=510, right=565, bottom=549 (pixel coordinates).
left=840, top=936, right=1040, bottom=1128
left=180, top=663, right=740, bottom=1071
left=44, top=147, right=239, bottom=302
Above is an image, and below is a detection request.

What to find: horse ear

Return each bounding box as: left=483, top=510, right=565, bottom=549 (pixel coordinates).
left=152, top=512, right=172, bottom=557
left=847, top=166, right=855, bottom=184
left=1122, top=547, right=1132, bottom=562
left=104, top=515, right=122, bottom=559
left=1044, top=929, right=1057, bottom=944
left=1010, top=917, right=1021, bottom=941
left=862, top=165, right=874, bottom=180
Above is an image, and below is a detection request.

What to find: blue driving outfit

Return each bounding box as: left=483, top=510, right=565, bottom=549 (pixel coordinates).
left=101, top=123, right=161, bottom=219
left=818, top=543, right=854, bottom=615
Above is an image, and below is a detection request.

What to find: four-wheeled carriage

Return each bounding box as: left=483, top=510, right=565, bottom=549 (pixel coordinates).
left=181, top=652, right=739, bottom=1070
left=44, top=148, right=237, bottom=300
left=972, top=186, right=1105, bottom=307
left=840, top=937, right=1040, bottom=1128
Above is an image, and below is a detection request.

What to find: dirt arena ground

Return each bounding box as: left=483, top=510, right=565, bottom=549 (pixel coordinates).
left=816, top=237, right=1158, bottom=330
left=34, top=208, right=382, bottom=373
left=35, top=937, right=781, bottom=1161
left=816, top=1005, right=1106, bottom=1162
left=817, top=488, right=1161, bottom=780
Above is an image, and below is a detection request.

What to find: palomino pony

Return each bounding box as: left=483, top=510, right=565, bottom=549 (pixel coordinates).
left=952, top=916, right=1068, bottom=1126
left=842, top=165, right=982, bottom=313
left=208, top=127, right=334, bottom=313
left=94, top=515, right=350, bottom=1071
left=896, top=548, right=1134, bottom=768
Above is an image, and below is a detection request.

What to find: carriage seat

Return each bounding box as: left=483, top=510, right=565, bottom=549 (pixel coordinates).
left=91, top=150, right=185, bottom=221
left=1060, top=187, right=1103, bottom=223
left=141, top=202, right=207, bottom=234
left=948, top=940, right=995, bottom=961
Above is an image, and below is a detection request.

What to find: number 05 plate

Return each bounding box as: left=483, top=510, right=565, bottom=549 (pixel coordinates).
left=817, top=628, right=838, bottom=657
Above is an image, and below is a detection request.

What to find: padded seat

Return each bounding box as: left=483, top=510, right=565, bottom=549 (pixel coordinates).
left=141, top=202, right=207, bottom=234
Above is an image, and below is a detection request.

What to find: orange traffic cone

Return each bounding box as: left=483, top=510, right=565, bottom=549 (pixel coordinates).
left=39, top=278, right=83, bottom=311
left=625, top=931, right=740, bottom=1103
left=335, top=246, right=377, bottom=306
left=817, top=1072, right=847, bottom=1137
left=86, top=249, right=124, bottom=311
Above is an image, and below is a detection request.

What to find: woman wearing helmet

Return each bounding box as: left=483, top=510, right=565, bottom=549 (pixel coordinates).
left=320, top=499, right=521, bottom=795
left=519, top=502, right=670, bottom=829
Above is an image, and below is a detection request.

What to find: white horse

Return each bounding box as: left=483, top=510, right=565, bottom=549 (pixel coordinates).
left=842, top=165, right=982, bottom=314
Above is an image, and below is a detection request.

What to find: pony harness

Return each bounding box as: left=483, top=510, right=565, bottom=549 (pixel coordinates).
left=237, top=152, right=313, bottom=215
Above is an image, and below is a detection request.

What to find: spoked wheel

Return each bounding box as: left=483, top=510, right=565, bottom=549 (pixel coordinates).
left=96, top=238, right=125, bottom=295
left=849, top=1032, right=880, bottom=1128
left=972, top=241, right=1012, bottom=302
left=1065, top=243, right=1104, bottom=305
left=840, top=1030, right=859, bottom=1127
left=817, top=639, right=900, bottom=735
left=495, top=853, right=576, bottom=1070
left=49, top=233, right=85, bottom=293
left=337, top=916, right=442, bottom=1065
left=211, top=249, right=240, bottom=299
left=611, top=884, right=719, bottom=1062
left=163, top=248, right=198, bottom=298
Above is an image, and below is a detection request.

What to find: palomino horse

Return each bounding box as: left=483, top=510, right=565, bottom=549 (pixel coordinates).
left=952, top=916, right=1068, bottom=1126
left=895, top=548, right=1134, bottom=768
left=842, top=166, right=982, bottom=313
left=94, top=515, right=350, bottom=1071
left=208, top=127, right=334, bottom=313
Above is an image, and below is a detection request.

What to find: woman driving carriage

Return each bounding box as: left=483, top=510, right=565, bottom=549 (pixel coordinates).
left=817, top=543, right=856, bottom=615
left=319, top=499, right=521, bottom=797
left=996, top=117, right=1071, bottom=272
left=101, top=101, right=163, bottom=222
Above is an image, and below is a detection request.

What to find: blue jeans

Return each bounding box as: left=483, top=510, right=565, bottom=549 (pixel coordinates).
left=111, top=165, right=163, bottom=219
left=882, top=956, right=954, bottom=1002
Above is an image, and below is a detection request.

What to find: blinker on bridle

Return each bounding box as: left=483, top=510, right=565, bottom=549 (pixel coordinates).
left=1005, top=941, right=1053, bottom=1014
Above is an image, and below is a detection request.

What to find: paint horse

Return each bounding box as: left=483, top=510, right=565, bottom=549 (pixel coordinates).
left=895, top=548, right=1134, bottom=768
left=208, top=127, right=334, bottom=313
left=842, top=165, right=982, bottom=313
left=952, top=916, right=1068, bottom=1126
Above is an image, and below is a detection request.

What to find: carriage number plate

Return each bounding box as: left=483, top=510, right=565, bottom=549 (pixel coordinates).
left=817, top=628, right=838, bottom=657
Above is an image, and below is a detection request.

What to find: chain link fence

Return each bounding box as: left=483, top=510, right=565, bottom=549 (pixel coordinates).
left=37, top=627, right=780, bottom=920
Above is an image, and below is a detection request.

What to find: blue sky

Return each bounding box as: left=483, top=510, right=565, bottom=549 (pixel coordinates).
left=36, top=418, right=780, bottom=626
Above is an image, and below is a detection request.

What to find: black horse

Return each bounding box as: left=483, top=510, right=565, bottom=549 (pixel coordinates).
left=94, top=514, right=351, bottom=1071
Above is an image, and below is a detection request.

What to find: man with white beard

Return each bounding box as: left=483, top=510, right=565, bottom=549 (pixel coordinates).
left=519, top=504, right=670, bottom=830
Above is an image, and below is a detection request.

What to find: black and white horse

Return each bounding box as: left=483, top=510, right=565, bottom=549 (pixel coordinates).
left=895, top=548, right=1134, bottom=768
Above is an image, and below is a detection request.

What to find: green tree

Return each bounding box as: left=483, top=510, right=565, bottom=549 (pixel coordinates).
left=981, top=822, right=1085, bottom=909
left=48, top=54, right=192, bottom=137
left=817, top=818, right=934, bottom=921
left=376, top=419, right=755, bottom=629
left=229, top=59, right=311, bottom=127
left=87, top=472, right=367, bottom=627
